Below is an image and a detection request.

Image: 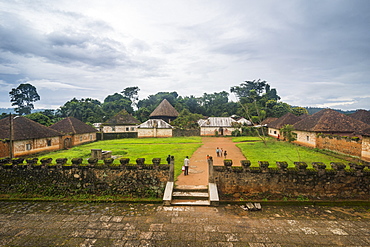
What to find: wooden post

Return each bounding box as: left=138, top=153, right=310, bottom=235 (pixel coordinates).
left=169, top=156, right=174, bottom=182
left=9, top=114, right=14, bottom=159
left=208, top=156, right=214, bottom=183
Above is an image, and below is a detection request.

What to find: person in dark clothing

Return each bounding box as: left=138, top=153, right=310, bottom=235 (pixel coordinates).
left=166, top=155, right=171, bottom=165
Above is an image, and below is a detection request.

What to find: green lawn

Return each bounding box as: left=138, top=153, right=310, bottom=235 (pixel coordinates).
left=39, top=137, right=202, bottom=177
left=233, top=137, right=349, bottom=167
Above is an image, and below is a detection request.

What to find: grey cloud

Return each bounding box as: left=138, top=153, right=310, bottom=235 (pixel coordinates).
left=0, top=11, right=140, bottom=68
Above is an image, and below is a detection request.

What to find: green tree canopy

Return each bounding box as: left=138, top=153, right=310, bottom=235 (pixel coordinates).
left=171, top=109, right=203, bottom=129
left=25, top=112, right=52, bottom=126
left=9, top=83, right=40, bottom=115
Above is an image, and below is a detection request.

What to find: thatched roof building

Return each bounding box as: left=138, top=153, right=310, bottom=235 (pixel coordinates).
left=0, top=116, right=62, bottom=141
left=50, top=117, right=97, bottom=135
left=349, top=109, right=370, bottom=125
left=293, top=109, right=369, bottom=134
left=268, top=113, right=301, bottom=129
left=149, top=99, right=179, bottom=123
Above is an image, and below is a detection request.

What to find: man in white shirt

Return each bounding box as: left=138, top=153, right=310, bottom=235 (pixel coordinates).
left=184, top=156, right=190, bottom=176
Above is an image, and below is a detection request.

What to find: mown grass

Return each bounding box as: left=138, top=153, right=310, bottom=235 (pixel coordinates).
left=38, top=137, right=202, bottom=178
left=233, top=137, right=349, bottom=167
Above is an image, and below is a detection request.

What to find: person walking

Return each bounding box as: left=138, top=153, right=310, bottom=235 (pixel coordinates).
left=216, top=147, right=220, bottom=157
left=166, top=155, right=171, bottom=165
left=224, top=150, right=227, bottom=159
left=184, top=156, right=190, bottom=176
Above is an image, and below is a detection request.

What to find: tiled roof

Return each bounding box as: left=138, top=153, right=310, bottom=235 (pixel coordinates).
left=138, top=119, right=173, bottom=129
left=349, top=110, right=370, bottom=125
left=104, top=109, right=140, bottom=125
left=50, top=117, right=97, bottom=135
left=268, top=113, right=301, bottom=129
left=149, top=99, right=179, bottom=117
left=0, top=116, right=62, bottom=141
left=293, top=109, right=369, bottom=132
left=260, top=117, right=278, bottom=126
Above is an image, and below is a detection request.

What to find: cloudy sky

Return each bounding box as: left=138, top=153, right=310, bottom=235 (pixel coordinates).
left=0, top=0, right=369, bottom=111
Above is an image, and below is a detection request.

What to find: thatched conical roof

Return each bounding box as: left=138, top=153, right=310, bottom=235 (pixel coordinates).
left=149, top=99, right=179, bottom=118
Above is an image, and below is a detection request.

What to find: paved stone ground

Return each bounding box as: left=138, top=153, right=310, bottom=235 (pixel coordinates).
left=0, top=201, right=369, bottom=246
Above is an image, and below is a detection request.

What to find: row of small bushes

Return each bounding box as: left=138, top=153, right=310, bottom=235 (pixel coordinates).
left=222, top=159, right=368, bottom=171
left=0, top=157, right=164, bottom=167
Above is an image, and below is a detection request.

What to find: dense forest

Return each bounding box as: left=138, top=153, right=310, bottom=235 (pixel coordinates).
left=2, top=80, right=311, bottom=127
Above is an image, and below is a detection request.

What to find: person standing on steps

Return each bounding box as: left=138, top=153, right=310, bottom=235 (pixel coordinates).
left=184, top=156, right=190, bottom=176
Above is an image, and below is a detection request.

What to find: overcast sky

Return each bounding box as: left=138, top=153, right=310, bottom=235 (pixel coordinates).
left=0, top=0, right=369, bottom=111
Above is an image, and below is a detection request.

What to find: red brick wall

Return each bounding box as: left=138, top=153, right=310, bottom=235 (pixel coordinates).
left=0, top=142, right=9, bottom=158
left=316, top=135, right=362, bottom=157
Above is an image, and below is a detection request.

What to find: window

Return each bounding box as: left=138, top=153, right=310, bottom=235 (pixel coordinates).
left=306, top=136, right=310, bottom=141
left=47, top=140, right=52, bottom=146
left=80, top=136, right=83, bottom=142
left=26, top=143, right=32, bottom=150
left=111, top=126, right=115, bottom=132
left=131, top=127, right=135, bottom=131
left=90, top=134, right=92, bottom=140
left=274, top=131, right=277, bottom=134
left=126, top=127, right=130, bottom=131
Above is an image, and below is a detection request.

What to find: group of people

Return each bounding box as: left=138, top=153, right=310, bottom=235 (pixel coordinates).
left=172, top=146, right=229, bottom=177
left=216, top=147, right=227, bottom=159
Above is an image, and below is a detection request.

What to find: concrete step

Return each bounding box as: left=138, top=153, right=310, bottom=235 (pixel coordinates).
left=174, top=185, right=208, bottom=192
left=172, top=191, right=209, bottom=199
left=171, top=199, right=210, bottom=206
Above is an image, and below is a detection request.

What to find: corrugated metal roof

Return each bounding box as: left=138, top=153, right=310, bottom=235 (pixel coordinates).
left=198, top=117, right=250, bottom=127
left=138, top=119, right=173, bottom=129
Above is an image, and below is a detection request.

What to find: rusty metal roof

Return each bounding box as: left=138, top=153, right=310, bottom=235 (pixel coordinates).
left=138, top=119, right=173, bottom=129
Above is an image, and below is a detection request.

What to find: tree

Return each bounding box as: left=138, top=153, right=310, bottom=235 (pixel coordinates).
left=280, top=124, right=297, bottom=142
left=59, top=98, right=104, bottom=123
left=25, top=112, right=52, bottom=126
left=9, top=83, right=40, bottom=115
left=291, top=107, right=308, bottom=116
left=122, top=86, right=140, bottom=108
left=171, top=109, right=203, bottom=129
left=102, top=93, right=133, bottom=119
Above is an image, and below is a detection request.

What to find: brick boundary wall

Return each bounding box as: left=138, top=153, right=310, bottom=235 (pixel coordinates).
left=316, top=135, right=362, bottom=157
left=0, top=159, right=169, bottom=198
left=213, top=161, right=370, bottom=200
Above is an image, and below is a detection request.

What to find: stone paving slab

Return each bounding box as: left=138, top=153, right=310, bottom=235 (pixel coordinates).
left=0, top=201, right=369, bottom=246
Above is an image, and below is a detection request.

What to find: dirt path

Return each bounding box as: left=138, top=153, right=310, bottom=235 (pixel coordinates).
left=176, top=137, right=246, bottom=186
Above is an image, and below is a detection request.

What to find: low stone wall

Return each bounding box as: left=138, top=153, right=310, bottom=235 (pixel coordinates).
left=213, top=161, right=370, bottom=200
left=173, top=129, right=200, bottom=137
left=97, top=132, right=138, bottom=140
left=0, top=160, right=170, bottom=198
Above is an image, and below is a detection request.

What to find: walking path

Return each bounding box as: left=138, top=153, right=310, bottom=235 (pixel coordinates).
left=0, top=201, right=369, bottom=246
left=176, top=137, right=246, bottom=186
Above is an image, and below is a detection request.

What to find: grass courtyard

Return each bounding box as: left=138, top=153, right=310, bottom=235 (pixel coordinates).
left=233, top=136, right=350, bottom=167
left=39, top=136, right=203, bottom=177
left=39, top=136, right=352, bottom=171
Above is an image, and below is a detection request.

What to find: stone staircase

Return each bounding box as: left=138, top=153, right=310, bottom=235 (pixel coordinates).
left=163, top=182, right=219, bottom=206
